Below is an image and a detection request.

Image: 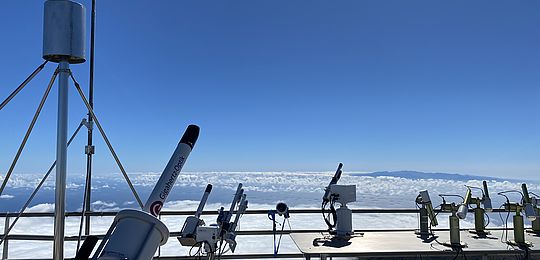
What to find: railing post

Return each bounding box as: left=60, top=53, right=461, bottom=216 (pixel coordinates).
left=157, top=214, right=161, bottom=257
left=2, top=216, right=9, bottom=260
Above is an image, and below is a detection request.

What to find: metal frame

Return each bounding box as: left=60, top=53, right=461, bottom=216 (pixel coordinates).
left=0, top=208, right=529, bottom=259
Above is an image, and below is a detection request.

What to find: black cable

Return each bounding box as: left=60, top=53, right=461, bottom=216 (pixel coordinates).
left=498, top=203, right=511, bottom=244
left=523, top=246, right=529, bottom=260
left=329, top=197, right=337, bottom=227
left=188, top=241, right=202, bottom=257
left=461, top=247, right=468, bottom=260
left=429, top=243, right=444, bottom=251
left=452, top=247, right=460, bottom=260
left=431, top=203, right=443, bottom=231
left=322, top=198, right=337, bottom=231
left=217, top=239, right=224, bottom=260
left=469, top=186, right=485, bottom=197
left=449, top=247, right=468, bottom=260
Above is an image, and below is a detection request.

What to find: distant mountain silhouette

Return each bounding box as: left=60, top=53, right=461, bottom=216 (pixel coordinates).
left=351, top=171, right=527, bottom=182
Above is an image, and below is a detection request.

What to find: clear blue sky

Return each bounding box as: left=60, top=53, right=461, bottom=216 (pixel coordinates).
left=0, top=1, right=539, bottom=179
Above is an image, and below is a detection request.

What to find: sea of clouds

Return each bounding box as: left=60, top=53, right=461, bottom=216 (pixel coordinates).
left=1, top=171, right=539, bottom=258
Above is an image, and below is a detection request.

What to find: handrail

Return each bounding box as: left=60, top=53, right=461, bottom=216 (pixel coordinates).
left=0, top=207, right=516, bottom=260
left=0, top=207, right=508, bottom=218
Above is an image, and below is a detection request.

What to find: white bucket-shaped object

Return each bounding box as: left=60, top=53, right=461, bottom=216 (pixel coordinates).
left=43, top=0, right=86, bottom=63
left=99, top=209, right=169, bottom=260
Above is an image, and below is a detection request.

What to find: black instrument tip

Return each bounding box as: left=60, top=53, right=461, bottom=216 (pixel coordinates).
left=180, top=124, right=200, bottom=148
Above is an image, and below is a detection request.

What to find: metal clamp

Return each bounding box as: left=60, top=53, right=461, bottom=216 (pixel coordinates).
left=85, top=145, right=95, bottom=155
left=81, top=118, right=94, bottom=131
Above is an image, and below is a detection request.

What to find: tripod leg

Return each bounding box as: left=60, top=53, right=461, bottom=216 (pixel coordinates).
left=0, top=61, right=48, bottom=111
left=0, top=68, right=58, bottom=196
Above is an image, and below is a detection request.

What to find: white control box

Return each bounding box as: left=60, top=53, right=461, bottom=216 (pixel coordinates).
left=196, top=226, right=219, bottom=244
left=329, top=184, right=356, bottom=204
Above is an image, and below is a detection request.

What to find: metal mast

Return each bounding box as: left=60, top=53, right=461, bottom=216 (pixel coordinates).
left=43, top=1, right=86, bottom=259
left=84, top=0, right=97, bottom=236
left=54, top=59, right=70, bottom=260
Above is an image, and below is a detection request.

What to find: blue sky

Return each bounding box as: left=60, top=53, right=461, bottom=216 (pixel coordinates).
left=0, top=1, right=539, bottom=179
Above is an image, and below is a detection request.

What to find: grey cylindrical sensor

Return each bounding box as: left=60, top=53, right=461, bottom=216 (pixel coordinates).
left=456, top=204, right=468, bottom=219
left=43, top=0, right=86, bottom=64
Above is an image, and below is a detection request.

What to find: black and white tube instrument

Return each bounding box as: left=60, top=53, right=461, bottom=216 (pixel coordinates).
left=323, top=163, right=343, bottom=202
left=92, top=124, right=200, bottom=260
left=230, top=194, right=248, bottom=233
left=195, top=184, right=212, bottom=218
left=144, top=124, right=200, bottom=216
left=226, top=193, right=248, bottom=253
left=224, top=183, right=244, bottom=224
left=179, top=184, right=212, bottom=246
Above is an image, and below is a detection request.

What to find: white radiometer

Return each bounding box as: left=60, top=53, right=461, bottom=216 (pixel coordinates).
left=456, top=181, right=493, bottom=220
left=321, top=163, right=356, bottom=237
left=179, top=183, right=248, bottom=258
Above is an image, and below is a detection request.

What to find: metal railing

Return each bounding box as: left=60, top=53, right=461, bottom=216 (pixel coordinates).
left=0, top=208, right=510, bottom=259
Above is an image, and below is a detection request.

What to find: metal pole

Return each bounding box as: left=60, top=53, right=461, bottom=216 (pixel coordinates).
left=2, top=216, right=8, bottom=260
left=53, top=60, right=69, bottom=260
left=84, top=0, right=97, bottom=236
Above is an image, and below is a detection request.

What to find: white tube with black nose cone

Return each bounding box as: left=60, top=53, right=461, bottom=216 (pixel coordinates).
left=323, top=163, right=343, bottom=202
left=195, top=184, right=213, bottom=218
left=224, top=184, right=244, bottom=224
left=144, top=124, right=200, bottom=216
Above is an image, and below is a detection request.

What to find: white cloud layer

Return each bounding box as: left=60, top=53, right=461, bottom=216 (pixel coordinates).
left=1, top=171, right=539, bottom=258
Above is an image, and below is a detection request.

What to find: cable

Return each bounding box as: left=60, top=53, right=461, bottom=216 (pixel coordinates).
left=468, top=186, right=485, bottom=197
left=217, top=239, right=225, bottom=260
left=452, top=247, right=460, bottom=260
left=498, top=204, right=510, bottom=244
left=499, top=190, right=525, bottom=201
left=322, top=195, right=338, bottom=232
left=439, top=194, right=465, bottom=201
left=189, top=241, right=202, bottom=257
